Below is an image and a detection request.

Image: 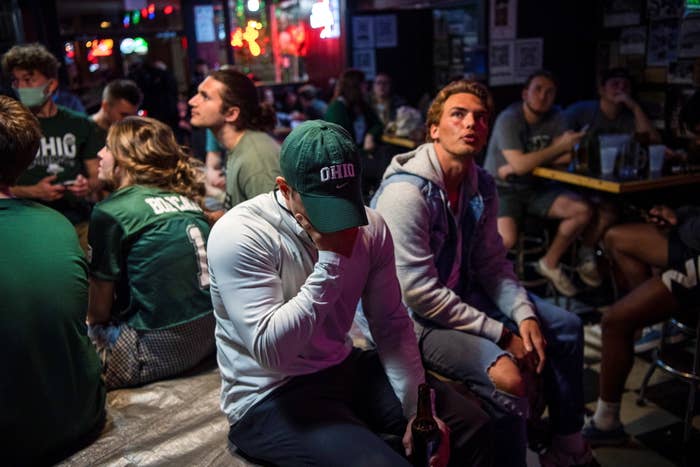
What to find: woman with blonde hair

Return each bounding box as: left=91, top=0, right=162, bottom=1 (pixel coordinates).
left=87, top=116, right=215, bottom=389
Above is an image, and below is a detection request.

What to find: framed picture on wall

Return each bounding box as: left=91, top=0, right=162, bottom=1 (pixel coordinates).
left=352, top=16, right=374, bottom=49
left=620, top=26, right=647, bottom=55
left=514, top=38, right=543, bottom=81
left=647, top=19, right=679, bottom=66
left=603, top=0, right=642, bottom=27
left=489, top=40, right=515, bottom=86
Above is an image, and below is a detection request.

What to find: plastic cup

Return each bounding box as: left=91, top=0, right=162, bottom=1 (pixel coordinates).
left=648, top=144, right=665, bottom=173
left=600, top=147, right=618, bottom=175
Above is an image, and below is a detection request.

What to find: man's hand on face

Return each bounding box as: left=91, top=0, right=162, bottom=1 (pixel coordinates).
left=612, top=93, right=638, bottom=111
left=294, top=213, right=359, bottom=258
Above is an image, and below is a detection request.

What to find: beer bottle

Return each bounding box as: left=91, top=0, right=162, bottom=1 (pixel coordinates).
left=411, top=384, right=441, bottom=467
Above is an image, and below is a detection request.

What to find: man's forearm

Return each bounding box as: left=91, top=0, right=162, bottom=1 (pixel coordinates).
left=9, top=185, right=36, bottom=199
left=503, top=144, right=565, bottom=175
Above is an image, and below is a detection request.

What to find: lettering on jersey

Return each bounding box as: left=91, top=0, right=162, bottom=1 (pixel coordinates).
left=144, top=195, right=203, bottom=215
left=319, top=163, right=356, bottom=182
left=30, top=133, right=78, bottom=169
left=662, top=256, right=699, bottom=291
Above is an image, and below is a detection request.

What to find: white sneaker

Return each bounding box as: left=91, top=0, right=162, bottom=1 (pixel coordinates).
left=535, top=258, right=579, bottom=297
left=576, top=256, right=602, bottom=288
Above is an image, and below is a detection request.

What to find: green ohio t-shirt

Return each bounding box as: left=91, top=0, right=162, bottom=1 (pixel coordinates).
left=16, top=105, right=102, bottom=223
left=88, top=185, right=213, bottom=330
left=0, top=198, right=105, bottom=464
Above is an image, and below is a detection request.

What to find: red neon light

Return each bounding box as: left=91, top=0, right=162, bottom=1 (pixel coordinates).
left=164, top=5, right=173, bottom=15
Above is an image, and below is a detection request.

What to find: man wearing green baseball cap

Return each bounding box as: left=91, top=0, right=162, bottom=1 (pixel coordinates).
left=207, top=120, right=493, bottom=466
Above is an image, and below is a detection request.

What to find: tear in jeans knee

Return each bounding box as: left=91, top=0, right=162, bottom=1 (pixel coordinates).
left=486, top=353, right=530, bottom=419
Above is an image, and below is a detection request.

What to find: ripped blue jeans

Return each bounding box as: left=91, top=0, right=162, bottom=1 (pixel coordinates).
left=418, top=293, right=583, bottom=467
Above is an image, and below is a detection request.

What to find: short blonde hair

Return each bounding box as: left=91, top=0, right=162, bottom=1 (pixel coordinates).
left=106, top=117, right=205, bottom=204
left=425, top=80, right=494, bottom=142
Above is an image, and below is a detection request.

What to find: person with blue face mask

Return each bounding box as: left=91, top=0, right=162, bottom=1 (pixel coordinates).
left=1, top=43, right=102, bottom=252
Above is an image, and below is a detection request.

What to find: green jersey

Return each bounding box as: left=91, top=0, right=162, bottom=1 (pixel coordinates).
left=16, top=106, right=102, bottom=223
left=0, top=199, right=105, bottom=464
left=88, top=185, right=212, bottom=330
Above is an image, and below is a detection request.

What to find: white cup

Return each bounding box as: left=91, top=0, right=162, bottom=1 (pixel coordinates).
left=648, top=144, right=665, bottom=173
left=600, top=147, right=618, bottom=175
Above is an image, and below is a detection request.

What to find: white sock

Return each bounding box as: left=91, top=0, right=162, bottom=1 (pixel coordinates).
left=592, top=398, right=621, bottom=431
left=551, top=432, right=587, bottom=455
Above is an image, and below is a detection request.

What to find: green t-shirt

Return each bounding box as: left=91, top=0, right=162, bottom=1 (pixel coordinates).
left=0, top=199, right=105, bottom=464
left=88, top=185, right=213, bottom=330
left=224, top=130, right=281, bottom=209
left=16, top=106, right=103, bottom=224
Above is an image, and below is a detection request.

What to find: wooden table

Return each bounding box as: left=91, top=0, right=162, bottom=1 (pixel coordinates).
left=532, top=166, right=700, bottom=194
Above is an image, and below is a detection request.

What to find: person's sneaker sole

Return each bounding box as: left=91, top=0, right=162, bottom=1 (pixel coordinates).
left=582, top=420, right=629, bottom=447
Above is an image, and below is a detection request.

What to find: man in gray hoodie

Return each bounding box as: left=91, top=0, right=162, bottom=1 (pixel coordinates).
left=373, top=80, right=595, bottom=467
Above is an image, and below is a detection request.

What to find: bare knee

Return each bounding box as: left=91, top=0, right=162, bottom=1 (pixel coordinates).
left=570, top=201, right=593, bottom=225
left=498, top=218, right=518, bottom=250
left=603, top=225, right=623, bottom=253
left=487, top=355, right=526, bottom=398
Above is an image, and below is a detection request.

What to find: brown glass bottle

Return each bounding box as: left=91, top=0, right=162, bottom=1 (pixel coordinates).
left=411, top=384, right=441, bottom=467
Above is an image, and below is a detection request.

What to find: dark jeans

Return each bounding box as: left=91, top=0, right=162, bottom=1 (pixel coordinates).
left=229, top=348, right=493, bottom=467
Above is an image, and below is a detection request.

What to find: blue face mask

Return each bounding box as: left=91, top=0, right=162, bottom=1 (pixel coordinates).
left=17, top=83, right=50, bottom=108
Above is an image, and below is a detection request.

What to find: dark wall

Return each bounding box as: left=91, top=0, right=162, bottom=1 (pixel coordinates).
left=489, top=0, right=602, bottom=113
left=351, top=9, right=434, bottom=107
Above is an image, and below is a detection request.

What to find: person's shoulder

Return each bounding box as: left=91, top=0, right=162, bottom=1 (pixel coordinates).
left=7, top=199, right=74, bottom=226
left=494, top=103, right=523, bottom=125
left=209, top=194, right=279, bottom=254
left=56, top=105, right=91, bottom=121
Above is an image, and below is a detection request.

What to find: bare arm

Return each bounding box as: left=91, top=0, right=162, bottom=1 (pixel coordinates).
left=87, top=278, right=115, bottom=325
left=617, top=95, right=661, bottom=143
left=10, top=175, right=66, bottom=201
left=501, top=129, right=584, bottom=175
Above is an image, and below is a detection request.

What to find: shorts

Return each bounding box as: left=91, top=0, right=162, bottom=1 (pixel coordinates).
left=496, top=183, right=572, bottom=222
left=89, top=313, right=216, bottom=390
left=662, top=230, right=700, bottom=308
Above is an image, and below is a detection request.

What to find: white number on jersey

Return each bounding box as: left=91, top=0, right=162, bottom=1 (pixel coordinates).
left=187, top=224, right=210, bottom=289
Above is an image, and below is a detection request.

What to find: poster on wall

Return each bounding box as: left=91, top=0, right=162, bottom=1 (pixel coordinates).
left=194, top=5, right=215, bottom=43
left=668, top=59, right=695, bottom=83
left=374, top=15, right=397, bottom=48
left=489, top=40, right=515, bottom=86
left=353, top=49, right=376, bottom=80
left=352, top=16, right=374, bottom=49
left=490, top=0, right=517, bottom=40
left=647, top=19, right=679, bottom=65
left=647, top=0, right=684, bottom=19
left=678, top=17, right=700, bottom=57
left=514, top=38, right=543, bottom=81
left=603, top=0, right=642, bottom=27
left=620, top=26, right=647, bottom=54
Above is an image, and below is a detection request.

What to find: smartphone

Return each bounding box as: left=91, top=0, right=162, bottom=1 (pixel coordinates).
left=62, top=179, right=77, bottom=186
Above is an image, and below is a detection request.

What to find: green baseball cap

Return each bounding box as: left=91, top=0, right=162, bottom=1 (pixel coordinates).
left=280, top=120, right=368, bottom=233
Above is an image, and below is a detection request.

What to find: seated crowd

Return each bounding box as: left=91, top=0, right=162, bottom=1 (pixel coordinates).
left=2, top=41, right=700, bottom=467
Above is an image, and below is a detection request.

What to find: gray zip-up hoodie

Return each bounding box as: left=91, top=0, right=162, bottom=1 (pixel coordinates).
left=373, top=143, right=536, bottom=343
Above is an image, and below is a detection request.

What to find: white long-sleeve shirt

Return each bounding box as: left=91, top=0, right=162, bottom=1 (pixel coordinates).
left=208, top=190, right=424, bottom=425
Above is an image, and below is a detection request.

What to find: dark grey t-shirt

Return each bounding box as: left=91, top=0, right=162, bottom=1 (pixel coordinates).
left=484, top=102, right=566, bottom=188
left=563, top=100, right=636, bottom=135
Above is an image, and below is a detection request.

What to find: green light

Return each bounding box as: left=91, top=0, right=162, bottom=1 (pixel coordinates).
left=134, top=37, right=149, bottom=54
left=132, top=10, right=141, bottom=25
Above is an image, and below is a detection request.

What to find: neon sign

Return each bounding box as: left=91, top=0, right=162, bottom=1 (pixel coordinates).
left=231, top=20, right=263, bottom=56
left=310, top=0, right=340, bottom=39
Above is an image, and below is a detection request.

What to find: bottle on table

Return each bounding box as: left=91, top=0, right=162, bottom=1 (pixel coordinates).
left=411, top=383, right=441, bottom=467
